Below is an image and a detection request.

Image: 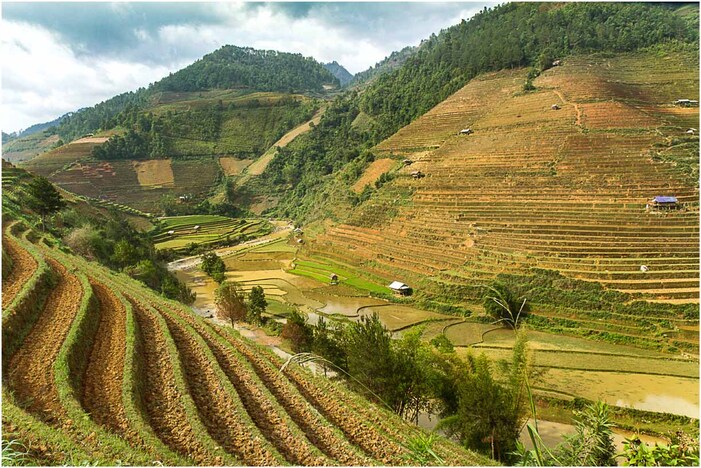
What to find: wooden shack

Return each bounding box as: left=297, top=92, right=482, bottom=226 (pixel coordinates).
left=388, top=281, right=412, bottom=296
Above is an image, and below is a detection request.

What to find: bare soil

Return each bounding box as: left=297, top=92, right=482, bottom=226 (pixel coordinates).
left=352, top=158, right=398, bottom=193
left=7, top=259, right=81, bottom=424
left=162, top=311, right=279, bottom=465
left=82, top=282, right=129, bottom=433
left=132, top=159, right=175, bottom=187
left=2, top=236, right=38, bottom=306
left=130, top=298, right=216, bottom=464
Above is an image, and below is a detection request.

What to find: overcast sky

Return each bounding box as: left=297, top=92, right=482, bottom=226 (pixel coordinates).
left=1, top=2, right=491, bottom=133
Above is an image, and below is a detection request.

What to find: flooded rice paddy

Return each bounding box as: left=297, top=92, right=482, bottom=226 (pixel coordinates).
left=171, top=232, right=699, bottom=420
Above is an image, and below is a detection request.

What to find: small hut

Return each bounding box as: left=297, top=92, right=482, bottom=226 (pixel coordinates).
left=330, top=273, right=339, bottom=284
left=411, top=171, right=425, bottom=179
left=552, top=59, right=562, bottom=67
left=551, top=104, right=561, bottom=110
left=459, top=128, right=473, bottom=135
left=402, top=159, right=413, bottom=166
left=686, top=128, right=697, bottom=135
left=650, top=196, right=679, bottom=210
left=193, top=225, right=201, bottom=231
left=167, top=230, right=175, bottom=236
left=388, top=281, right=412, bottom=296
left=296, top=238, right=305, bottom=244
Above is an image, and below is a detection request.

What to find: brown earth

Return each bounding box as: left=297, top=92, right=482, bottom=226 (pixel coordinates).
left=82, top=282, right=129, bottom=434
left=130, top=298, right=215, bottom=465
left=162, top=311, right=278, bottom=465
left=2, top=236, right=38, bottom=306
left=132, top=160, right=175, bottom=187
left=352, top=158, right=398, bottom=193
left=219, top=157, right=254, bottom=176
left=7, top=259, right=82, bottom=423
left=212, top=325, right=372, bottom=465
left=195, top=323, right=330, bottom=466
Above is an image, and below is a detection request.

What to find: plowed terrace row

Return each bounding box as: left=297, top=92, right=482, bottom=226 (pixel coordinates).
left=313, top=51, right=699, bottom=304
left=1, top=222, right=486, bottom=466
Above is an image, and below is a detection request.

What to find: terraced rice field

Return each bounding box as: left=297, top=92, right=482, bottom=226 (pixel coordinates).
left=153, top=215, right=271, bottom=252
left=1, top=220, right=488, bottom=465
left=310, top=50, right=699, bottom=352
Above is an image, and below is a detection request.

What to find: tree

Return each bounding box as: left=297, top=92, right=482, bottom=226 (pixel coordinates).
left=482, top=282, right=529, bottom=329
left=311, top=317, right=346, bottom=376
left=247, top=285, right=267, bottom=324
left=281, top=309, right=313, bottom=352
left=25, top=176, right=66, bottom=230
left=441, top=331, right=530, bottom=462
left=215, top=281, right=247, bottom=327
left=200, top=251, right=226, bottom=283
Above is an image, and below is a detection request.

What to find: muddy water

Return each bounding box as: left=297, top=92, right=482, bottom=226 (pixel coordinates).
left=518, top=420, right=667, bottom=459
left=540, top=369, right=699, bottom=418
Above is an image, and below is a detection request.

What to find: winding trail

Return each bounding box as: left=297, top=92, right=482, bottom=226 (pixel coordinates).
left=554, top=90, right=581, bottom=127
left=7, top=259, right=81, bottom=423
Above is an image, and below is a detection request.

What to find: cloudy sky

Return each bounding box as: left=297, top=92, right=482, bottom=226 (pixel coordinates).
left=1, top=2, right=491, bottom=133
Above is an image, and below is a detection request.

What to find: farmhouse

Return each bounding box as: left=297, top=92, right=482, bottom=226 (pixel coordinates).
left=388, top=281, right=412, bottom=296
left=650, top=196, right=679, bottom=210
left=686, top=128, right=696, bottom=135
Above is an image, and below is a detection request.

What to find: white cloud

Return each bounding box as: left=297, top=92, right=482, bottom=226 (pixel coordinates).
left=1, top=20, right=173, bottom=132
left=1, top=3, right=490, bottom=133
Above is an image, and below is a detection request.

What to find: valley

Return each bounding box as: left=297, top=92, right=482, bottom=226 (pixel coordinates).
left=2, top=2, right=699, bottom=465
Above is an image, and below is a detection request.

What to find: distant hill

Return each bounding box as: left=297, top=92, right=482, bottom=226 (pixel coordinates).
left=154, top=45, right=338, bottom=93
left=48, top=45, right=337, bottom=144
left=323, top=61, right=354, bottom=86
left=2, top=114, right=67, bottom=144
left=349, top=46, right=416, bottom=88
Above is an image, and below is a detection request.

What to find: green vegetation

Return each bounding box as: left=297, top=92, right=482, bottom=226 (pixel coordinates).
left=361, top=2, right=698, bottom=140
left=215, top=281, right=247, bottom=326
left=154, top=45, right=338, bottom=93
left=3, top=168, right=194, bottom=304
left=200, top=251, right=226, bottom=283
left=290, top=258, right=388, bottom=294
left=152, top=215, right=271, bottom=253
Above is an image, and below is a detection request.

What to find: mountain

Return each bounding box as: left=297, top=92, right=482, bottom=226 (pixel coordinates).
left=323, top=61, right=354, bottom=86
left=349, top=46, right=416, bottom=88
left=155, top=45, right=338, bottom=93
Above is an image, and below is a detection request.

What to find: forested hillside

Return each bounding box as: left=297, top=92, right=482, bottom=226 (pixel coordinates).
left=260, top=2, right=699, bottom=220
left=44, top=46, right=335, bottom=145
left=349, top=46, right=416, bottom=88
left=360, top=2, right=699, bottom=140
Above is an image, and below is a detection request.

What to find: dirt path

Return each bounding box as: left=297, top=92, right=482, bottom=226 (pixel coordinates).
left=554, top=90, right=581, bottom=127
left=162, top=312, right=279, bottom=465
left=2, top=236, right=38, bottom=306
left=238, top=107, right=325, bottom=185
left=167, top=222, right=293, bottom=272
left=82, top=282, right=129, bottom=434
left=212, top=326, right=373, bottom=465
left=7, top=259, right=81, bottom=423
left=130, top=299, right=215, bottom=465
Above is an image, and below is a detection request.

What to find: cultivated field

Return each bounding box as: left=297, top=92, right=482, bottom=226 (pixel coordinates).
left=153, top=215, right=271, bottom=252
left=1, top=219, right=488, bottom=465
left=352, top=158, right=399, bottom=193
left=309, top=50, right=700, bottom=354
left=132, top=159, right=175, bottom=187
